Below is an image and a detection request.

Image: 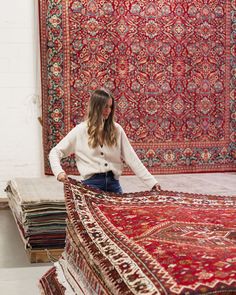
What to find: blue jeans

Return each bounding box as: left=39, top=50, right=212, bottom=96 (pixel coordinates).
left=82, top=171, right=123, bottom=194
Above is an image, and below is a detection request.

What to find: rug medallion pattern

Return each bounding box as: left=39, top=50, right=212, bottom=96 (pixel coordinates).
left=49, top=178, right=236, bottom=294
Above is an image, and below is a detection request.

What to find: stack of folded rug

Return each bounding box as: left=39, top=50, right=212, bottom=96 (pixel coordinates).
left=6, top=177, right=66, bottom=253
left=39, top=178, right=236, bottom=294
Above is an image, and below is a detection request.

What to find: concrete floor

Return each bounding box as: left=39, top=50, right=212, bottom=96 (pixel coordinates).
left=0, top=172, right=235, bottom=294
left=0, top=209, right=52, bottom=295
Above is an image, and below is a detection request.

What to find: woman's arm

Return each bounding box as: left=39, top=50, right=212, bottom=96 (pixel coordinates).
left=49, top=126, right=78, bottom=181
left=119, top=126, right=161, bottom=190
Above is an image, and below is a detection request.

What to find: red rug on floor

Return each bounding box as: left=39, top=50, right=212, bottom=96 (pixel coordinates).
left=39, top=266, right=65, bottom=295
left=39, top=178, right=236, bottom=294
left=39, top=0, right=236, bottom=175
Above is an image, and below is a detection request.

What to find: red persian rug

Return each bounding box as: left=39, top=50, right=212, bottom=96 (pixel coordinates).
left=38, top=0, right=236, bottom=175
left=39, top=178, right=236, bottom=294
left=39, top=266, right=66, bottom=294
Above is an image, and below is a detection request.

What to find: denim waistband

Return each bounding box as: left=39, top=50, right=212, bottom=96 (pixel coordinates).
left=93, top=171, right=114, bottom=177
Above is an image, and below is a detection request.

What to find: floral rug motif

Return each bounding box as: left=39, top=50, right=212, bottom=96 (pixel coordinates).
left=39, top=178, right=236, bottom=294
left=39, top=0, right=236, bottom=174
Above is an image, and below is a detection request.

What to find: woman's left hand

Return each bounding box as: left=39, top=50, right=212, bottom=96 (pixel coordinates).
left=152, top=184, right=162, bottom=191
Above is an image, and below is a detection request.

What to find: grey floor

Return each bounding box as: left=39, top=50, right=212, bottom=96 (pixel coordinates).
left=0, top=172, right=235, bottom=294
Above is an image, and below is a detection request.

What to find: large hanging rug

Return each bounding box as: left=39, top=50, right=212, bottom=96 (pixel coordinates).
left=39, top=0, right=236, bottom=175
left=39, top=178, right=236, bottom=294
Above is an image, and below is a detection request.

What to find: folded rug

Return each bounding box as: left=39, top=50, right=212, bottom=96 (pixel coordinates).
left=39, top=178, right=236, bottom=294
left=6, top=177, right=66, bottom=252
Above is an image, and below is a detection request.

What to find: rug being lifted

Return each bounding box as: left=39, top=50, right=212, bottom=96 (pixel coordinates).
left=39, top=0, right=236, bottom=175
left=39, top=178, right=236, bottom=294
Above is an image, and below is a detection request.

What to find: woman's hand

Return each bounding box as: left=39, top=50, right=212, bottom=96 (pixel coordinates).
left=57, top=172, right=68, bottom=183
left=151, top=184, right=162, bottom=191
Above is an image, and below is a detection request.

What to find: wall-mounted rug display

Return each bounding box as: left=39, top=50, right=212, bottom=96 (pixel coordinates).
left=39, top=178, right=236, bottom=294
left=39, top=0, right=236, bottom=175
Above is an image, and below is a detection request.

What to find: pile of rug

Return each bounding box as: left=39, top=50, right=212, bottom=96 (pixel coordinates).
left=39, top=178, right=236, bottom=294
left=6, top=177, right=67, bottom=252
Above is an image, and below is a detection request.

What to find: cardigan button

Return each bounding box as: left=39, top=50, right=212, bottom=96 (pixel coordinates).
left=101, top=152, right=104, bottom=156
left=104, top=163, right=108, bottom=166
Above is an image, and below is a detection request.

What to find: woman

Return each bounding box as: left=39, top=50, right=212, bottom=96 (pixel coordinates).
left=49, top=89, right=161, bottom=193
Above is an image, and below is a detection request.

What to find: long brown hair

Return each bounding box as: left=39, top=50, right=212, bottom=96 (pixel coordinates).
left=87, top=89, right=117, bottom=148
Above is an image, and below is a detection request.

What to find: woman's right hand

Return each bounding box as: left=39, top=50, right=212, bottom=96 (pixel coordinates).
left=57, top=172, right=68, bottom=183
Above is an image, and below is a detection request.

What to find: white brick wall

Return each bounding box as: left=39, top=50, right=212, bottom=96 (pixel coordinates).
left=0, top=1, right=43, bottom=197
